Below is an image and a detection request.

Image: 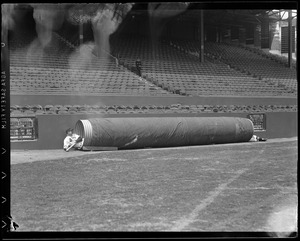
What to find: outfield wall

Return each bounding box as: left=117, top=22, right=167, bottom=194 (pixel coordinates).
left=11, top=111, right=297, bottom=150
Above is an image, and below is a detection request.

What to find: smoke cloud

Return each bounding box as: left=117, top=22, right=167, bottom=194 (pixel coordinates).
left=67, top=3, right=133, bottom=73
left=91, top=4, right=133, bottom=61
left=65, top=3, right=133, bottom=101
left=32, top=4, right=65, bottom=48
left=24, top=4, right=65, bottom=65
left=68, top=41, right=95, bottom=83
left=91, top=8, right=115, bottom=59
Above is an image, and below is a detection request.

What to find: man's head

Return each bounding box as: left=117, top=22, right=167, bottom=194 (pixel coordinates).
left=66, top=128, right=73, bottom=136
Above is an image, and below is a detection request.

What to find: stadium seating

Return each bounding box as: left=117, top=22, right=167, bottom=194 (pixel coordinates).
left=204, top=42, right=297, bottom=78
left=201, top=41, right=297, bottom=93
left=9, top=32, right=172, bottom=96
left=10, top=27, right=296, bottom=97
left=110, top=35, right=296, bottom=97
left=239, top=44, right=297, bottom=70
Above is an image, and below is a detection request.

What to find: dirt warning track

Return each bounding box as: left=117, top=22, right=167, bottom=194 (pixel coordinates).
left=10, top=137, right=297, bottom=165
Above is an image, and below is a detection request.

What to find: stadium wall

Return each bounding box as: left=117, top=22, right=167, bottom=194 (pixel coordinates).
left=11, top=111, right=297, bottom=150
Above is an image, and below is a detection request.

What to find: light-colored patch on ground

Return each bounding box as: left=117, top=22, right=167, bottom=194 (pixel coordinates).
left=208, top=190, right=296, bottom=232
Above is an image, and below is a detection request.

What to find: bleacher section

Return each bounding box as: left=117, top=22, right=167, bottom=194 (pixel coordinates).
left=9, top=32, right=171, bottom=96
left=110, top=35, right=296, bottom=97
left=205, top=42, right=297, bottom=78
left=169, top=40, right=297, bottom=94
left=241, top=45, right=297, bottom=70
left=11, top=103, right=297, bottom=116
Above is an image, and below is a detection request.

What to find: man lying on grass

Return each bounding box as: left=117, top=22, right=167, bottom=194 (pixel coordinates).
left=63, top=128, right=84, bottom=152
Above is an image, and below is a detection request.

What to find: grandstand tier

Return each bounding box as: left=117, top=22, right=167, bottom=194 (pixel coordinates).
left=110, top=35, right=297, bottom=97
left=10, top=32, right=173, bottom=96
left=10, top=30, right=297, bottom=97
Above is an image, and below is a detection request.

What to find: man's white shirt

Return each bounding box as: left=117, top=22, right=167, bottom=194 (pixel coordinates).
left=63, top=134, right=80, bottom=149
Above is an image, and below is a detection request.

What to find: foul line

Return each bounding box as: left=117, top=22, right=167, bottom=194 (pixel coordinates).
left=170, top=168, right=247, bottom=231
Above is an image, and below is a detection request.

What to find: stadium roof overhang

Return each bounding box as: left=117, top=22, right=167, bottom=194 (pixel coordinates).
left=130, top=2, right=297, bottom=25
left=12, top=3, right=297, bottom=26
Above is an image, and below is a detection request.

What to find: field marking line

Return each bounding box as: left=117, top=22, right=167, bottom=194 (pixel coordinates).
left=170, top=168, right=247, bottom=231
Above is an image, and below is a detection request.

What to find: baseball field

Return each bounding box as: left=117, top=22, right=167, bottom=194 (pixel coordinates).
left=11, top=137, right=297, bottom=234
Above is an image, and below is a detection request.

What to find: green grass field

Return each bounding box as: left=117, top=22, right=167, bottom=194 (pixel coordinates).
left=11, top=139, right=297, bottom=233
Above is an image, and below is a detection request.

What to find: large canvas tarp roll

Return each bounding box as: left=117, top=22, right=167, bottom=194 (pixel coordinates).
left=74, top=117, right=254, bottom=149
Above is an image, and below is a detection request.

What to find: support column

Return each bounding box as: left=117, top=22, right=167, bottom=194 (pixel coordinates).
left=254, top=24, right=261, bottom=48
left=199, top=9, right=204, bottom=62
left=218, top=27, right=222, bottom=43
left=295, top=13, right=297, bottom=69
left=216, top=27, right=219, bottom=43
left=245, top=23, right=254, bottom=45
left=239, top=27, right=246, bottom=45
left=288, top=10, right=293, bottom=68
left=261, top=16, right=269, bottom=49
left=222, top=27, right=231, bottom=43
left=79, top=10, right=83, bottom=45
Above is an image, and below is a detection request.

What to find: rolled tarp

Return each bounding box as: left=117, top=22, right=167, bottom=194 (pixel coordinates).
left=74, top=117, right=254, bottom=149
